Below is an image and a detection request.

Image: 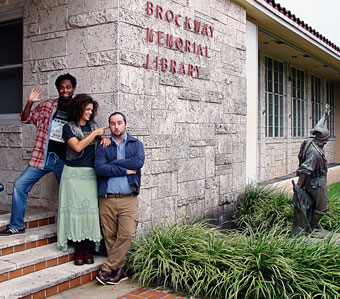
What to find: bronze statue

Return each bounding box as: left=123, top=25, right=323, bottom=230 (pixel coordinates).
left=292, top=104, right=330, bottom=236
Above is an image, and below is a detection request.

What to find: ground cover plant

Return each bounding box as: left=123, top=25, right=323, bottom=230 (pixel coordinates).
left=128, top=184, right=340, bottom=298
left=235, top=184, right=340, bottom=232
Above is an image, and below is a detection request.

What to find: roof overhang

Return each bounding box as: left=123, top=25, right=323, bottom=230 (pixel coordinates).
left=234, top=0, right=340, bottom=82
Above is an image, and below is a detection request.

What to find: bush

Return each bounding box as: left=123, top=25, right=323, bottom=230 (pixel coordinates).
left=128, top=184, right=340, bottom=298
left=235, top=184, right=340, bottom=233
left=234, top=184, right=293, bottom=233
left=321, top=182, right=340, bottom=230
left=128, top=222, right=340, bottom=298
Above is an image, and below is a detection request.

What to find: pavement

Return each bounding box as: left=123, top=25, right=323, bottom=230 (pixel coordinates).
left=49, top=278, right=190, bottom=299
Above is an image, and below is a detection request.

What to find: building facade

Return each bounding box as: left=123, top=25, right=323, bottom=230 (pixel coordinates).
left=243, top=0, right=340, bottom=183
left=0, top=0, right=339, bottom=231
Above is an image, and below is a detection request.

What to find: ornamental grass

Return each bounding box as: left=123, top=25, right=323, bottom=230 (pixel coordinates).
left=235, top=184, right=340, bottom=232
left=128, top=184, right=340, bottom=298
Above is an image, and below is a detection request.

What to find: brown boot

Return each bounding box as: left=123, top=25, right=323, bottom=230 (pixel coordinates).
left=83, top=240, right=94, bottom=264
left=74, top=241, right=84, bottom=266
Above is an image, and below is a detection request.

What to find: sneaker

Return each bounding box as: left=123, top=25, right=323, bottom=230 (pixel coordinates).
left=96, top=269, right=112, bottom=285
left=0, top=227, right=25, bottom=236
left=107, top=267, right=128, bottom=285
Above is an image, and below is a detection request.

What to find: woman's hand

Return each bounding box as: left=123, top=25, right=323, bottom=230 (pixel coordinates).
left=95, top=126, right=109, bottom=137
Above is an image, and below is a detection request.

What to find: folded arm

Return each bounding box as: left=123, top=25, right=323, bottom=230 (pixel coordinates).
left=110, top=142, right=145, bottom=170
left=95, top=145, right=131, bottom=177
left=95, top=141, right=145, bottom=177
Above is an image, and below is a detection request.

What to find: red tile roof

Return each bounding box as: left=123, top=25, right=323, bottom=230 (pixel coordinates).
left=263, top=0, right=340, bottom=54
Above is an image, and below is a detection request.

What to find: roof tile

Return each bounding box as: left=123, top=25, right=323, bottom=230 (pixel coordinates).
left=263, top=0, right=340, bottom=54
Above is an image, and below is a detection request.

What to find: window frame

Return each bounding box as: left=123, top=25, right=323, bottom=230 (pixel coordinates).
left=0, top=8, right=23, bottom=124
left=311, top=74, right=322, bottom=129
left=265, top=56, right=284, bottom=138
left=291, top=66, right=306, bottom=137
left=326, top=81, right=335, bottom=137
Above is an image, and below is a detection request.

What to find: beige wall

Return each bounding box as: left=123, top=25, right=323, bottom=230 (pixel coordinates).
left=0, top=0, right=248, bottom=230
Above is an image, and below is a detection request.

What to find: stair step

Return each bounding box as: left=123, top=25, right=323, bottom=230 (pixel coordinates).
left=0, top=243, right=75, bottom=283
left=0, top=224, right=57, bottom=256
left=0, top=256, right=105, bottom=299
left=0, top=209, right=56, bottom=231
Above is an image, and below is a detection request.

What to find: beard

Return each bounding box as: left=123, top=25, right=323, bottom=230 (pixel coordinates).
left=59, top=95, right=73, bottom=103
left=113, top=132, right=124, bottom=137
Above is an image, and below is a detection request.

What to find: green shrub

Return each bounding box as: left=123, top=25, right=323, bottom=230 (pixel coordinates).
left=235, top=184, right=340, bottom=233
left=321, top=182, right=340, bottom=230
left=234, top=184, right=293, bottom=233
left=128, top=183, right=340, bottom=298
left=128, top=222, right=340, bottom=298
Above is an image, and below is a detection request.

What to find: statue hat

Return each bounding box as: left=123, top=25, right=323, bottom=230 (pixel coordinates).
left=310, top=104, right=331, bottom=141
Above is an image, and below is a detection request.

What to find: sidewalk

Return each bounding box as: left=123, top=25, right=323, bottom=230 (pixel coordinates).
left=49, top=278, right=189, bottom=299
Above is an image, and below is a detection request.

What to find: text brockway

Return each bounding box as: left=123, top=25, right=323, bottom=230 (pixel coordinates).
left=146, top=1, right=215, bottom=38
left=144, top=1, right=214, bottom=79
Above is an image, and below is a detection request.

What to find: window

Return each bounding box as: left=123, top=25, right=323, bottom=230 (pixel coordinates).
left=326, top=81, right=335, bottom=137
left=291, top=67, right=305, bottom=137
left=265, top=57, right=284, bottom=137
left=0, top=17, right=23, bottom=115
left=311, top=75, right=322, bottom=128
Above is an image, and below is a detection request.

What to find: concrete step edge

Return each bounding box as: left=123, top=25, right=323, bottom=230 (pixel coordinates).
left=0, top=256, right=105, bottom=299
left=0, top=210, right=56, bottom=228
left=0, top=224, right=57, bottom=250
left=0, top=243, right=75, bottom=276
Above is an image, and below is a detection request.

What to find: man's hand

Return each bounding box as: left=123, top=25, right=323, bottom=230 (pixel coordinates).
left=127, top=169, right=137, bottom=175
left=28, top=86, right=45, bottom=103
left=100, top=137, right=111, bottom=148
left=21, top=86, right=45, bottom=121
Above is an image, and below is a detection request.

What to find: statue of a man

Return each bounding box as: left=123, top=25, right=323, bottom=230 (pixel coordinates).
left=292, top=104, right=330, bottom=235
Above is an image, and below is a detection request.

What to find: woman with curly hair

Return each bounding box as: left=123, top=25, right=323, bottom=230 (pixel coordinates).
left=57, top=94, right=108, bottom=265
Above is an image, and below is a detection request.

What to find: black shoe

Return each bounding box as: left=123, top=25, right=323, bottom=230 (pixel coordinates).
left=107, top=267, right=128, bottom=285
left=0, top=227, right=25, bottom=236
left=96, top=269, right=112, bottom=285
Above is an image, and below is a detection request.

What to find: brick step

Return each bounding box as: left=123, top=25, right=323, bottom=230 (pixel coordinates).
left=0, top=243, right=75, bottom=283
left=0, top=207, right=56, bottom=232
left=0, top=224, right=57, bottom=256
left=0, top=256, right=105, bottom=299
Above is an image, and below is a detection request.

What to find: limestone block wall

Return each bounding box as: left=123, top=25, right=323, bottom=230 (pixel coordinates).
left=122, top=0, right=247, bottom=232
left=0, top=0, right=120, bottom=211
left=0, top=0, right=247, bottom=231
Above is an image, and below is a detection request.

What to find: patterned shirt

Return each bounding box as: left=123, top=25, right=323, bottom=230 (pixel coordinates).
left=21, top=99, right=58, bottom=169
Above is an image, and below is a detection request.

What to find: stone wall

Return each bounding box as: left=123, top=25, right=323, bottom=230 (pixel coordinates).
left=0, top=0, right=247, bottom=231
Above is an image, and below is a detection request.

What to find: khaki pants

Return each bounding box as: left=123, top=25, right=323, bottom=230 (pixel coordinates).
left=99, top=195, right=138, bottom=272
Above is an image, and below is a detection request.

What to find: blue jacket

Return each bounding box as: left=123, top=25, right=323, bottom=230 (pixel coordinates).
left=94, top=133, right=145, bottom=197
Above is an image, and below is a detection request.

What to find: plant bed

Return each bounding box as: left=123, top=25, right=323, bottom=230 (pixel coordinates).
left=128, top=184, right=340, bottom=299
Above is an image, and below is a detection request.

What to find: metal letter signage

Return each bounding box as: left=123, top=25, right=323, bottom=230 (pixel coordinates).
left=145, top=1, right=214, bottom=79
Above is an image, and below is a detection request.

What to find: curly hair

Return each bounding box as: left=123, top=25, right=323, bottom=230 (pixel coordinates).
left=55, top=73, right=77, bottom=89
left=67, top=94, right=98, bottom=123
